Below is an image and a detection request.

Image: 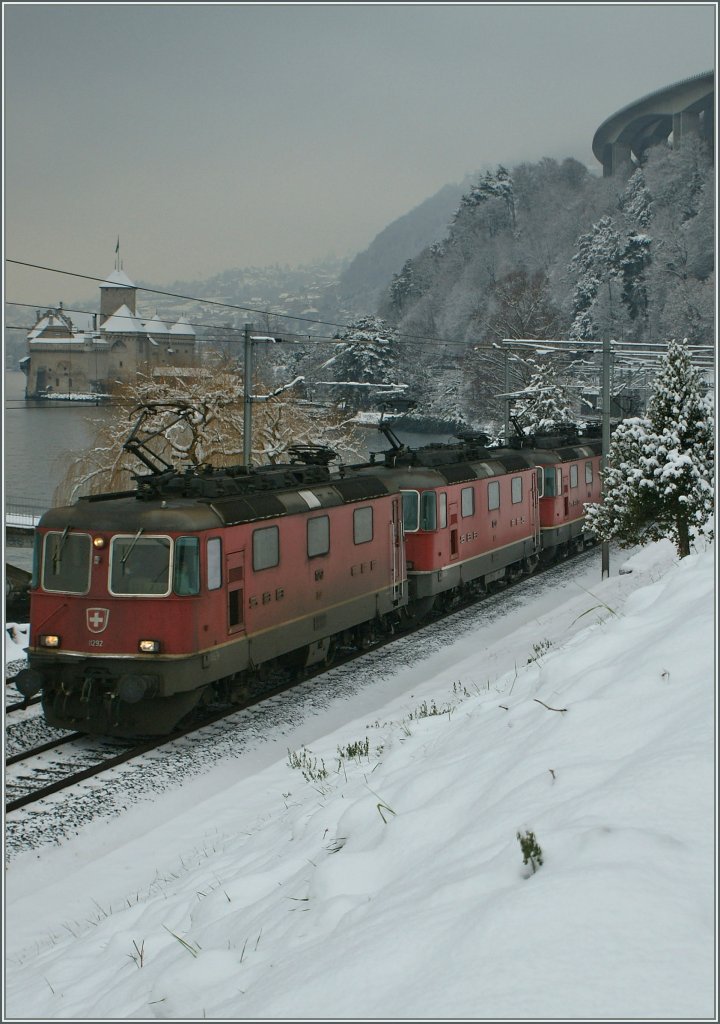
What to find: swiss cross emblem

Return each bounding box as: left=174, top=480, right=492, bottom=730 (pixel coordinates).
left=87, top=608, right=110, bottom=633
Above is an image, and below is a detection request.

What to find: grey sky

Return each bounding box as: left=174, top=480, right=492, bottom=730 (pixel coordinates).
left=3, top=3, right=716, bottom=307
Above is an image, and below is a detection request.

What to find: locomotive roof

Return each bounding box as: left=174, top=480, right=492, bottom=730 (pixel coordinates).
left=37, top=469, right=394, bottom=532
left=37, top=435, right=603, bottom=532
left=360, top=437, right=602, bottom=486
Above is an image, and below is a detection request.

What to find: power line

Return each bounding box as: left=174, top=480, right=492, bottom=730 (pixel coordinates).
left=6, top=259, right=715, bottom=363
left=7, top=258, right=456, bottom=346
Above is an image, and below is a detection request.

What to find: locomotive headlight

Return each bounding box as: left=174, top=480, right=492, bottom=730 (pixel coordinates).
left=39, top=634, right=61, bottom=648
left=138, top=639, right=161, bottom=654
left=92, top=536, right=106, bottom=549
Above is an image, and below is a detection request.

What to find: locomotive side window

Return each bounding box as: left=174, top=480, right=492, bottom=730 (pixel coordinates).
left=401, top=490, right=419, bottom=532
left=110, top=535, right=171, bottom=596
left=585, top=461, right=593, bottom=484
left=543, top=467, right=556, bottom=496
left=536, top=467, right=544, bottom=497
left=511, top=477, right=523, bottom=504
left=307, top=515, right=330, bottom=557
left=353, top=506, right=373, bottom=544
left=41, top=531, right=91, bottom=594
left=487, top=481, right=500, bottom=511
left=420, top=491, right=437, bottom=530
left=439, top=492, right=448, bottom=529
left=174, top=537, right=200, bottom=595
left=207, top=537, right=222, bottom=590
left=461, top=486, right=474, bottom=517
left=253, top=526, right=279, bottom=571
left=570, top=465, right=579, bottom=488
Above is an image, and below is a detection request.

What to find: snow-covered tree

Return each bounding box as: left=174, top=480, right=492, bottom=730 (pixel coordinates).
left=486, top=269, right=563, bottom=342
left=620, top=167, right=653, bottom=229
left=54, top=361, right=362, bottom=503
left=512, top=357, right=577, bottom=434
left=585, top=339, right=714, bottom=557
left=320, top=315, right=401, bottom=412
left=568, top=215, right=652, bottom=340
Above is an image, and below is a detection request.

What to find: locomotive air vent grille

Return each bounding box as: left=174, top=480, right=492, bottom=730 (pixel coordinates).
left=332, top=477, right=389, bottom=502
left=228, top=566, right=244, bottom=583
left=438, top=463, right=477, bottom=484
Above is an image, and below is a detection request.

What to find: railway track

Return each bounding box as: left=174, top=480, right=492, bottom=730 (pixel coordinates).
left=5, top=546, right=598, bottom=816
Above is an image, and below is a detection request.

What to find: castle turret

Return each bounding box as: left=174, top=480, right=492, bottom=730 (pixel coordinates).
left=99, top=268, right=137, bottom=324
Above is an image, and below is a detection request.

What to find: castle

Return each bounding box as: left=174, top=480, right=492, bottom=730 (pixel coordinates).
left=21, top=264, right=197, bottom=399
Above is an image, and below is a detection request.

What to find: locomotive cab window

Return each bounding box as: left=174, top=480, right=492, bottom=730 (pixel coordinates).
left=487, top=481, right=500, bottom=511
left=353, top=506, right=373, bottom=544
left=511, top=477, right=523, bottom=504
left=110, top=535, right=171, bottom=596
left=41, top=531, right=92, bottom=594
left=401, top=490, right=419, bottom=532
left=536, top=467, right=544, bottom=497
left=253, top=526, right=279, bottom=571
left=307, top=515, right=330, bottom=558
left=420, top=491, right=437, bottom=531
left=570, top=465, right=579, bottom=488
left=585, top=461, right=593, bottom=484
left=461, top=486, right=474, bottom=517
left=174, top=537, right=200, bottom=595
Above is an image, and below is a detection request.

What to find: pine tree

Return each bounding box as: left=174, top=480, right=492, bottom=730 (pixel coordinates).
left=586, top=339, right=714, bottom=557
left=321, top=315, right=400, bottom=412
left=512, top=358, right=576, bottom=434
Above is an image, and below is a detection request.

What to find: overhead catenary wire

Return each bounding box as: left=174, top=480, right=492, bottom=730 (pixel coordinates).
left=6, top=258, right=461, bottom=348
left=6, top=259, right=716, bottom=360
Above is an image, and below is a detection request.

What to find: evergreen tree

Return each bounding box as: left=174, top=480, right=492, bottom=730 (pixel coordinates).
left=320, top=315, right=400, bottom=412
left=512, top=358, right=576, bottom=434
left=586, top=339, right=714, bottom=557
left=620, top=167, right=653, bottom=229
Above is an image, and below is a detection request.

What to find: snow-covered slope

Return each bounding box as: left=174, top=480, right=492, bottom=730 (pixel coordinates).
left=4, top=540, right=716, bottom=1020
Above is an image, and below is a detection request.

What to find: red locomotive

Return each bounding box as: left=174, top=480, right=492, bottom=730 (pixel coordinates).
left=15, top=426, right=602, bottom=737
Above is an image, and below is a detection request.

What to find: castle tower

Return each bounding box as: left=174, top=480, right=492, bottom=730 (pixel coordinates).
left=99, top=268, right=137, bottom=325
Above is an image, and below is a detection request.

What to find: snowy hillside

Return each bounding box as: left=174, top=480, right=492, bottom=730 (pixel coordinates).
left=4, top=539, right=716, bottom=1020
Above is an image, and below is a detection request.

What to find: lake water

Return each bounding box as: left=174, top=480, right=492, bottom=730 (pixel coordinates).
left=4, top=370, right=112, bottom=512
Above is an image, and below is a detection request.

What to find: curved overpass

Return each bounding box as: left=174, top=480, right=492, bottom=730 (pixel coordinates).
left=593, top=71, right=714, bottom=176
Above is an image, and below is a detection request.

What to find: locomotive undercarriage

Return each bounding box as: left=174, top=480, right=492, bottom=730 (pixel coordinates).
left=25, top=592, right=408, bottom=737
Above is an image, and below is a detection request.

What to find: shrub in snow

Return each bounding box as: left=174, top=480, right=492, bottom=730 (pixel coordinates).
left=517, top=830, right=544, bottom=875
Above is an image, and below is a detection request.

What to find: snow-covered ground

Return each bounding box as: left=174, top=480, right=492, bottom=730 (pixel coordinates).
left=4, top=539, right=716, bottom=1021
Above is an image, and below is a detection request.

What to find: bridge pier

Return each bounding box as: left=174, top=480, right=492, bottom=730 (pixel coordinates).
left=672, top=108, right=701, bottom=146
left=602, top=140, right=633, bottom=178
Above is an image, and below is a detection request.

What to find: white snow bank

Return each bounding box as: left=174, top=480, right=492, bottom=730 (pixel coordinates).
left=4, top=540, right=716, bottom=1020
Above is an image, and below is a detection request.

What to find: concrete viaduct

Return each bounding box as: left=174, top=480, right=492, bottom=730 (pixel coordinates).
left=593, top=70, right=714, bottom=176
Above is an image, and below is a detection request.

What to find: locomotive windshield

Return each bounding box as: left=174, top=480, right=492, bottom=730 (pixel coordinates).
left=110, top=535, right=172, bottom=595
left=41, top=531, right=91, bottom=594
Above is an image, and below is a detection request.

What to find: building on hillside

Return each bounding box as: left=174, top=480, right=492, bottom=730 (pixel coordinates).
left=21, top=265, right=197, bottom=399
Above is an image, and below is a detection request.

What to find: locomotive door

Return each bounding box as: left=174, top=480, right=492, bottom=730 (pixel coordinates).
left=226, top=550, right=245, bottom=634
left=391, top=498, right=403, bottom=600
left=449, top=502, right=459, bottom=561
left=530, top=470, right=541, bottom=549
